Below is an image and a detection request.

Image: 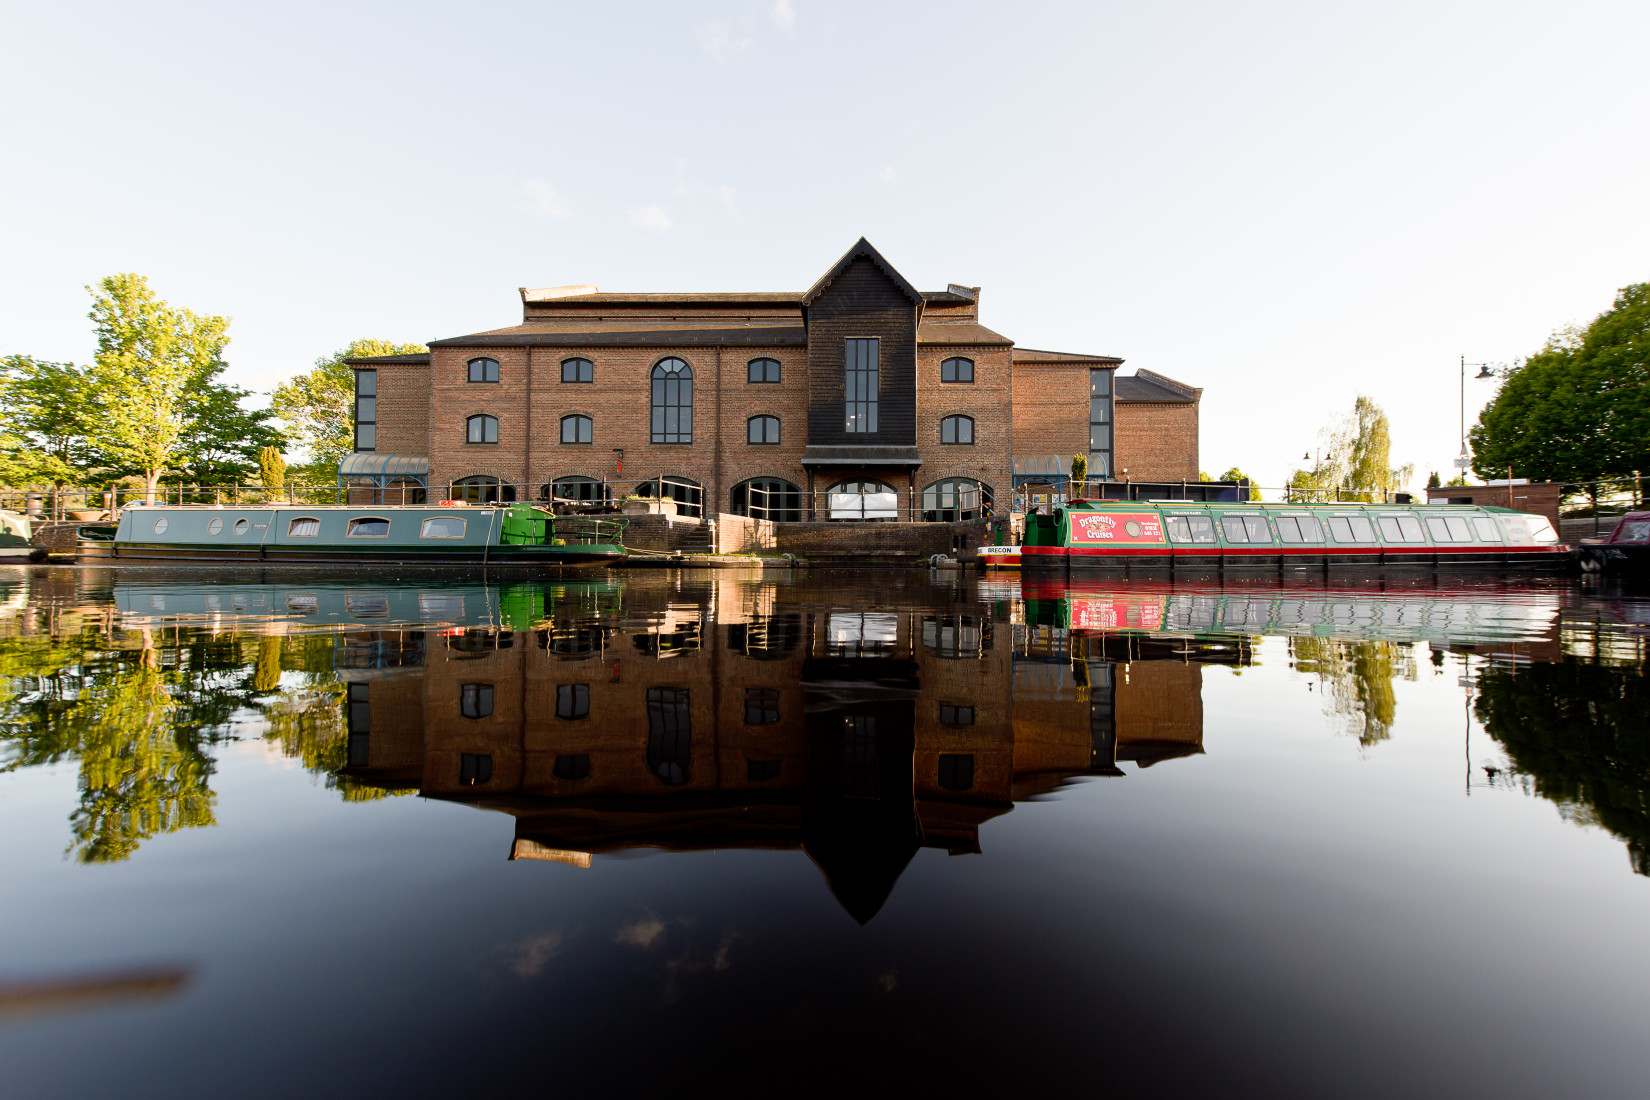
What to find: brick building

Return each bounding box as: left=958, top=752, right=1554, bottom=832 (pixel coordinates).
left=344, top=238, right=1201, bottom=518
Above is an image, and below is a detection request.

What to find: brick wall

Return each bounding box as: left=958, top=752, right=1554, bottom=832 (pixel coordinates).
left=1425, top=483, right=1562, bottom=528
left=372, top=362, right=431, bottom=456
left=917, top=344, right=1013, bottom=502
left=1010, top=362, right=1089, bottom=469
left=1113, top=402, right=1200, bottom=481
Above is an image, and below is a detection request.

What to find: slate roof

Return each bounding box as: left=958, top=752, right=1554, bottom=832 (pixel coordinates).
left=1012, top=346, right=1124, bottom=365
left=1115, top=372, right=1198, bottom=403
left=344, top=353, right=432, bottom=366
left=916, top=322, right=1013, bottom=347
left=428, top=323, right=806, bottom=348
left=801, top=237, right=924, bottom=307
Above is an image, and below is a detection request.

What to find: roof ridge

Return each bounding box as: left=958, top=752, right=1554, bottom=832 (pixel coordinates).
left=801, top=237, right=924, bottom=308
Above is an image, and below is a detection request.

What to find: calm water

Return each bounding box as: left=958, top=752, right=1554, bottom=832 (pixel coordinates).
left=1, top=565, right=1648, bottom=1097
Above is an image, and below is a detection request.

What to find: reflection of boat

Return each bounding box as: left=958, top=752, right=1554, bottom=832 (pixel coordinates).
left=79, top=504, right=627, bottom=566
left=1022, top=579, right=1562, bottom=646
left=0, top=510, right=49, bottom=561
left=1579, top=512, right=1650, bottom=576
left=1022, top=501, right=1569, bottom=573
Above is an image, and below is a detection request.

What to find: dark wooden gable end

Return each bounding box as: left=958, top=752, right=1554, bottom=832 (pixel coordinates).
left=801, top=239, right=923, bottom=450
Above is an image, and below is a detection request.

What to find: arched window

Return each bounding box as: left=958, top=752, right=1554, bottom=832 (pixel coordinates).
left=561, top=357, right=593, bottom=383
left=545, top=476, right=610, bottom=505
left=651, top=357, right=693, bottom=443
left=731, top=477, right=802, bottom=522
left=941, top=357, right=974, bottom=383
left=747, top=415, right=780, bottom=445
left=921, top=478, right=992, bottom=522
left=450, top=476, right=514, bottom=503
left=467, top=358, right=499, bottom=383
left=940, top=415, right=974, bottom=444
left=466, top=414, right=498, bottom=444
left=460, top=683, right=494, bottom=719
left=826, top=479, right=897, bottom=521
left=747, top=357, right=780, bottom=383
left=646, top=687, right=691, bottom=786
left=634, top=475, right=703, bottom=518
left=560, top=414, right=593, bottom=444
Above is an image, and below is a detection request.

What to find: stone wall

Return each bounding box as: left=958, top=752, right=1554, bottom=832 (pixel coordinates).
left=771, top=518, right=992, bottom=561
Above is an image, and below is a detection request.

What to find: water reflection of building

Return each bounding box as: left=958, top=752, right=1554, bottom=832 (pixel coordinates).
left=337, top=577, right=1224, bottom=921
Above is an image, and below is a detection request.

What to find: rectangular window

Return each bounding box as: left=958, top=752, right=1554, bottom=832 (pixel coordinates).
left=845, top=338, right=879, bottom=433
left=1377, top=514, right=1426, bottom=543
left=744, top=688, right=780, bottom=725
left=937, top=753, right=975, bottom=791
left=1472, top=517, right=1501, bottom=542
left=354, top=370, right=376, bottom=452
left=1088, top=368, right=1114, bottom=478
left=1328, top=516, right=1377, bottom=542
left=747, top=759, right=781, bottom=781
left=1275, top=516, right=1325, bottom=543
left=460, top=683, right=494, bottom=719
left=553, top=754, right=591, bottom=780
left=347, top=683, right=370, bottom=766
left=1445, top=515, right=1474, bottom=541
left=459, top=753, right=493, bottom=785
left=1165, top=515, right=1218, bottom=543
left=940, top=703, right=975, bottom=726
left=287, top=517, right=321, bottom=537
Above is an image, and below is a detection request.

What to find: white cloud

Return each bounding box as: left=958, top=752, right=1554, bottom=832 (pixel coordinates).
left=615, top=916, right=666, bottom=949
left=878, top=165, right=898, bottom=183
left=507, top=931, right=563, bottom=978
left=521, top=179, right=569, bottom=218
left=771, top=0, right=797, bottom=33
left=698, top=19, right=752, bottom=62
left=719, top=185, right=738, bottom=214
left=628, top=204, right=673, bottom=231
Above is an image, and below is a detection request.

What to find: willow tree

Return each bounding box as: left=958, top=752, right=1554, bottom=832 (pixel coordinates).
left=1286, top=395, right=1413, bottom=502
left=86, top=274, right=231, bottom=501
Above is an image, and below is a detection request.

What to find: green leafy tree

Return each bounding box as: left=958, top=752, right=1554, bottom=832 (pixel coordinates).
left=1069, top=453, right=1088, bottom=484
left=170, top=382, right=283, bottom=484
left=273, top=339, right=425, bottom=481
left=259, top=445, right=286, bottom=489
left=85, top=274, right=232, bottom=500
left=1426, top=471, right=1441, bottom=489
left=0, top=355, right=102, bottom=487
left=1290, top=638, right=1418, bottom=748
left=1218, top=467, right=1262, bottom=501
left=1470, top=283, right=1650, bottom=483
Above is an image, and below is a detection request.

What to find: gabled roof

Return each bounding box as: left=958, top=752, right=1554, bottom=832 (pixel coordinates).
left=801, top=237, right=924, bottom=308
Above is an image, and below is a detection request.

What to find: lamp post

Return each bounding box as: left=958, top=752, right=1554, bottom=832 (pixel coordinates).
left=1457, top=356, right=1496, bottom=476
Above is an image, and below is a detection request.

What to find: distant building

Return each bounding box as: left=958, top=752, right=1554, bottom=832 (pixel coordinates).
left=343, top=238, right=1201, bottom=516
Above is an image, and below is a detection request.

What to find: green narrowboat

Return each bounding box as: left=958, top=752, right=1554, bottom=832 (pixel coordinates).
left=1020, top=500, right=1568, bottom=573
left=78, top=504, right=628, bottom=567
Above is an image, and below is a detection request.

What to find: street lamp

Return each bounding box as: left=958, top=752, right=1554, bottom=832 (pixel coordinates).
left=1457, top=356, right=1497, bottom=475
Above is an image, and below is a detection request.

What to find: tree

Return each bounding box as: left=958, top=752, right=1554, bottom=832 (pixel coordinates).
left=1470, top=282, right=1650, bottom=484
left=273, top=338, right=425, bottom=482
left=170, top=382, right=283, bottom=484
left=1285, top=396, right=1413, bottom=502
left=1427, top=471, right=1442, bottom=489
left=259, top=445, right=286, bottom=489
left=85, top=274, right=232, bottom=500
left=1069, top=453, right=1088, bottom=484
left=1218, top=467, right=1262, bottom=501
left=0, top=355, right=102, bottom=487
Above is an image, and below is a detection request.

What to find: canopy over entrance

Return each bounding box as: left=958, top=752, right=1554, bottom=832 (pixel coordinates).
left=337, top=453, right=430, bottom=488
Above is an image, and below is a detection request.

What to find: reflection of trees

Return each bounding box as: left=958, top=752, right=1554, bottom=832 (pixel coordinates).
left=0, top=627, right=408, bottom=862
left=1290, top=639, right=1417, bottom=747
left=1475, top=660, right=1650, bottom=875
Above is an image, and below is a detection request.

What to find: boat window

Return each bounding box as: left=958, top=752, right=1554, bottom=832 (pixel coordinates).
left=1526, top=517, right=1559, bottom=544
left=344, top=595, right=389, bottom=617
left=346, top=517, right=391, bottom=538
left=286, top=595, right=318, bottom=615
left=1378, top=515, right=1426, bottom=543
left=1472, top=517, right=1501, bottom=542
left=207, top=518, right=223, bottom=535
left=152, top=517, right=169, bottom=535
left=1618, top=520, right=1650, bottom=543
left=233, top=518, right=249, bottom=535
left=420, top=516, right=467, bottom=539
left=1328, top=516, right=1376, bottom=542
left=287, top=517, right=320, bottom=537
left=460, top=683, right=494, bottom=719
left=1276, top=516, right=1325, bottom=543
left=1222, top=514, right=1270, bottom=543
left=1445, top=516, right=1474, bottom=541
left=1220, top=515, right=1249, bottom=542
left=1166, top=515, right=1217, bottom=543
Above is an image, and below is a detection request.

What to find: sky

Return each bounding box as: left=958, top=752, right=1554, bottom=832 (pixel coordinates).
left=2, top=0, right=1646, bottom=487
